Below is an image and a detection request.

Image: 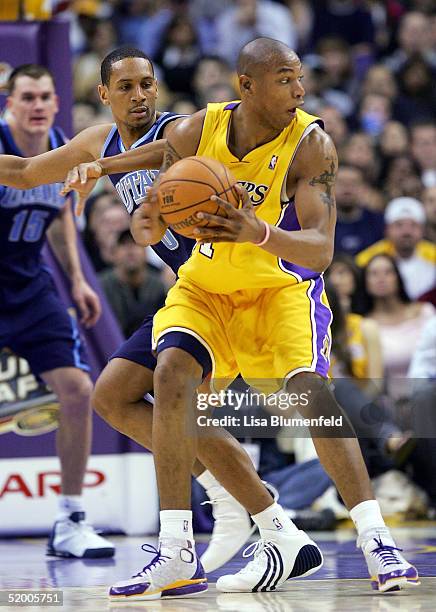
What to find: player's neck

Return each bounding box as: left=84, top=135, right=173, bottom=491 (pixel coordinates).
left=228, top=104, right=282, bottom=159
left=117, top=113, right=158, bottom=149
left=7, top=121, right=50, bottom=157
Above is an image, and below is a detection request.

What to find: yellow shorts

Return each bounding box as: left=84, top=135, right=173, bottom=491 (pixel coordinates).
left=152, top=277, right=332, bottom=393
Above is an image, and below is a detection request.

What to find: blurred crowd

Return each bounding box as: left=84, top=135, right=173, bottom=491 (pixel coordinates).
left=54, top=1, right=436, bottom=523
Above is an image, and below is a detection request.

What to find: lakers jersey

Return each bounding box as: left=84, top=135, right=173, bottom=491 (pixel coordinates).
left=177, top=102, right=323, bottom=294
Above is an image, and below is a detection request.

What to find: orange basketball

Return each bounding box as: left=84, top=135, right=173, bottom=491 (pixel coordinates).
left=157, top=156, right=239, bottom=238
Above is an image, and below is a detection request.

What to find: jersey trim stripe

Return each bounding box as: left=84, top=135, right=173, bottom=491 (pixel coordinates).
left=100, top=124, right=117, bottom=159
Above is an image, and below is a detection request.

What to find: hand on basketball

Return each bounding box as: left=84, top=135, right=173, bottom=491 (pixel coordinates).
left=130, top=187, right=168, bottom=247
left=193, top=184, right=265, bottom=244
left=60, top=161, right=104, bottom=217
left=71, top=278, right=102, bottom=328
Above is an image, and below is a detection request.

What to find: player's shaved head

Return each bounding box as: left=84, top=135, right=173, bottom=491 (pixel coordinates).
left=237, top=37, right=299, bottom=78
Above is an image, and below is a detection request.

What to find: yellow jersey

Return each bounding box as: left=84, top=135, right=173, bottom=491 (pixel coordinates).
left=346, top=313, right=368, bottom=379
left=176, top=102, right=323, bottom=294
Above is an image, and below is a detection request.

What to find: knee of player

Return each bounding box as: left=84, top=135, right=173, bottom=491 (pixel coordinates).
left=92, top=378, right=116, bottom=420
left=58, top=371, right=93, bottom=411
left=154, top=348, right=202, bottom=392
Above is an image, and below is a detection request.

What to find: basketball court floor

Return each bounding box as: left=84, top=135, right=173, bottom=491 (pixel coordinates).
left=0, top=527, right=435, bottom=611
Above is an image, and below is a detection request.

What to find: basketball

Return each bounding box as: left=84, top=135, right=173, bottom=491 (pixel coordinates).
left=157, top=156, right=240, bottom=238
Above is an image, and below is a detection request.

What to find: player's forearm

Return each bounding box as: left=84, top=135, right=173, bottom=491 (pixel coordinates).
left=0, top=155, right=34, bottom=188
left=47, top=202, right=84, bottom=283
left=261, top=226, right=334, bottom=272
left=97, top=140, right=165, bottom=175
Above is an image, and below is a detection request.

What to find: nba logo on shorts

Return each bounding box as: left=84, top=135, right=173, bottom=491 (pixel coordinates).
left=183, top=520, right=189, bottom=532
left=321, top=334, right=331, bottom=360
left=273, top=517, right=283, bottom=530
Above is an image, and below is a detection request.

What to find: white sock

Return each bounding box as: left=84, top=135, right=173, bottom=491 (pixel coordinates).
left=57, top=495, right=84, bottom=519
left=252, top=502, right=299, bottom=536
left=196, top=470, right=220, bottom=491
left=160, top=510, right=194, bottom=542
left=349, top=499, right=386, bottom=538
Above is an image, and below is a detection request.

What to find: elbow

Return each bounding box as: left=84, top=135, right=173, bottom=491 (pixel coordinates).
left=313, top=244, right=333, bottom=274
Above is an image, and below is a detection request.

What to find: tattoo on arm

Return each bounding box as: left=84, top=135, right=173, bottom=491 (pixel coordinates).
left=161, top=141, right=182, bottom=171
left=309, top=158, right=336, bottom=217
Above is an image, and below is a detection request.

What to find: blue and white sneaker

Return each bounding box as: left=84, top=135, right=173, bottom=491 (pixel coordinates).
left=216, top=530, right=323, bottom=593
left=47, top=512, right=114, bottom=558
left=359, top=528, right=420, bottom=592
left=109, top=539, right=208, bottom=601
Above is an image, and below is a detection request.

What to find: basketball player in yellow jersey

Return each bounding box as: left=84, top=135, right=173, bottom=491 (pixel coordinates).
left=105, top=37, right=418, bottom=597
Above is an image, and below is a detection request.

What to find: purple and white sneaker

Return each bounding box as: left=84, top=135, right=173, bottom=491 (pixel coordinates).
left=359, top=528, right=420, bottom=592
left=109, top=539, right=207, bottom=601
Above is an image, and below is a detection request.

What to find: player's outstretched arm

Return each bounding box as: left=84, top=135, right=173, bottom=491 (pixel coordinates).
left=0, top=124, right=112, bottom=189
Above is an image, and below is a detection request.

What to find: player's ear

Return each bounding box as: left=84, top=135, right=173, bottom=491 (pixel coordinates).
left=98, top=84, right=110, bottom=106
left=239, top=75, right=252, bottom=95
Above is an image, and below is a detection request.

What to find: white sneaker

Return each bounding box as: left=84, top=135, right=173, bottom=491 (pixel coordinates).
left=200, top=483, right=256, bottom=573
left=47, top=511, right=114, bottom=558
left=359, top=528, right=420, bottom=592
left=216, top=530, right=323, bottom=593
left=109, top=538, right=207, bottom=601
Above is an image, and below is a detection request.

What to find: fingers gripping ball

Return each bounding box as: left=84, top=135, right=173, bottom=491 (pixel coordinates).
left=157, top=156, right=240, bottom=238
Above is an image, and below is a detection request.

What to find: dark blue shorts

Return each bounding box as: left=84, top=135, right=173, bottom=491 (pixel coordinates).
left=110, top=315, right=212, bottom=379
left=0, top=282, right=89, bottom=377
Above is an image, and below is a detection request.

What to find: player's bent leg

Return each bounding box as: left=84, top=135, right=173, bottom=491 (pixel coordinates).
left=111, top=347, right=206, bottom=601
left=92, top=354, right=256, bottom=572
left=92, top=357, right=154, bottom=449
left=288, top=372, right=419, bottom=591
left=41, top=367, right=114, bottom=559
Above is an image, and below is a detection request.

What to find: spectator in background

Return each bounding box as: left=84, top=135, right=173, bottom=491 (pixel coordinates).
left=326, top=256, right=383, bottom=381
left=379, top=121, right=409, bottom=161
left=422, top=186, right=436, bottom=244
left=315, top=37, right=355, bottom=117
left=318, top=104, right=349, bottom=149
left=411, top=122, right=436, bottom=188
left=310, top=0, right=375, bottom=59
left=214, top=0, right=296, bottom=67
left=381, top=154, right=423, bottom=202
left=155, top=14, right=203, bottom=95
left=334, top=165, right=384, bottom=256
left=168, top=97, right=198, bottom=115
left=358, top=93, right=392, bottom=139
left=84, top=195, right=130, bottom=272
left=99, top=229, right=167, bottom=337
left=73, top=19, right=117, bottom=104
left=115, top=0, right=168, bottom=56
left=342, top=132, right=380, bottom=187
left=385, top=11, right=436, bottom=74
left=192, top=55, right=233, bottom=107
left=360, top=254, right=434, bottom=403
left=396, top=55, right=436, bottom=125
left=356, top=197, right=436, bottom=301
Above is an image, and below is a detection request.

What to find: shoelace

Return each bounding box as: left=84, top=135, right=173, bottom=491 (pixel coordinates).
left=371, top=537, right=404, bottom=568
left=239, top=540, right=275, bottom=574
left=133, top=544, right=171, bottom=579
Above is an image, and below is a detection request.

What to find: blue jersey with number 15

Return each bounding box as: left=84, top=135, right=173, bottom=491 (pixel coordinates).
left=0, top=120, right=67, bottom=309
